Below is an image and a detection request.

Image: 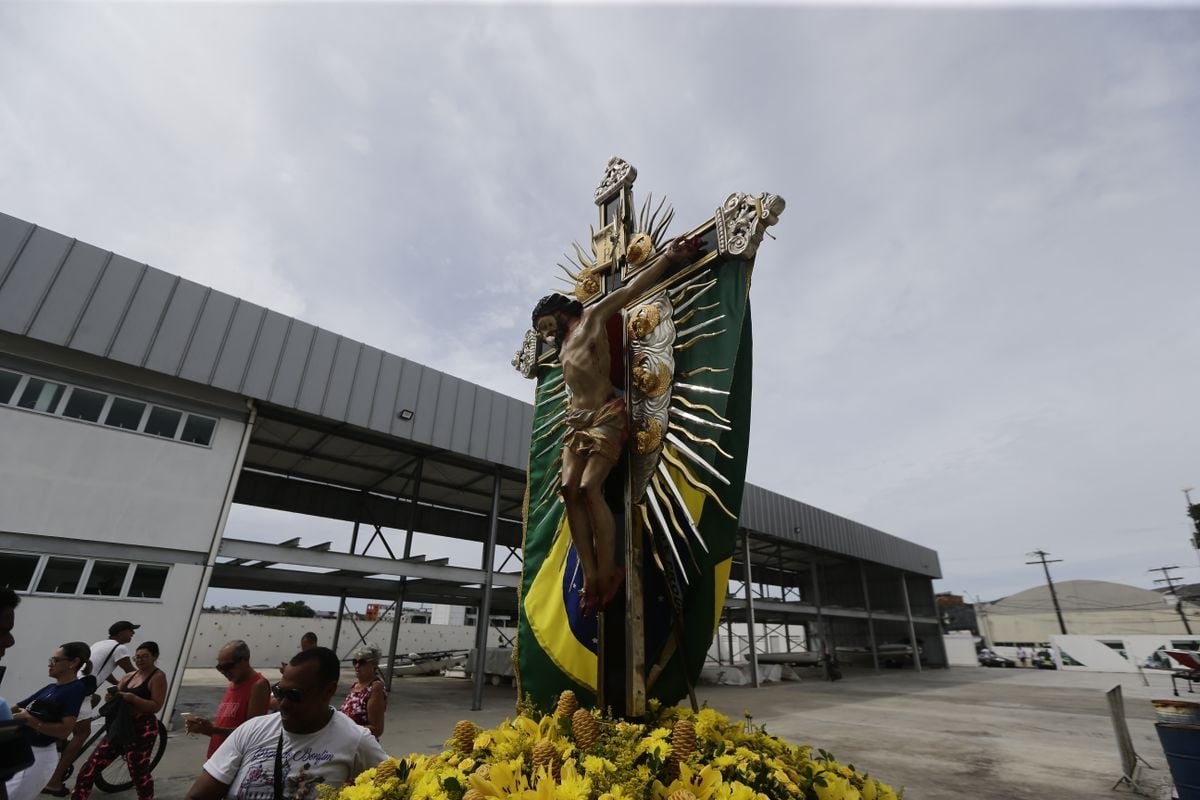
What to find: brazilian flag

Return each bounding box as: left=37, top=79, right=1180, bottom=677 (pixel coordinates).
left=517, top=252, right=755, bottom=714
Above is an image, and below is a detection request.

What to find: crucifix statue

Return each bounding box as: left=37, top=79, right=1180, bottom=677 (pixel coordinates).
left=513, top=157, right=784, bottom=717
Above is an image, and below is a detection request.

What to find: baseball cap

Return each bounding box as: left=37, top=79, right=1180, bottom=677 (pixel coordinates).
left=108, top=621, right=140, bottom=636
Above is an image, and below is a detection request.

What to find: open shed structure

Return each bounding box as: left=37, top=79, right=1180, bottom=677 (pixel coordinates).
left=0, top=212, right=943, bottom=717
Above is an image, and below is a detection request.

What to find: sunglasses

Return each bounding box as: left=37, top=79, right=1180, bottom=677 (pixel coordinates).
left=215, top=656, right=245, bottom=672
left=48, top=656, right=71, bottom=664
left=351, top=659, right=376, bottom=667
left=271, top=683, right=305, bottom=703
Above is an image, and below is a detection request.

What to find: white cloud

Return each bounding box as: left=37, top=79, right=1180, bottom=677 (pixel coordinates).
left=1, top=4, right=1198, bottom=603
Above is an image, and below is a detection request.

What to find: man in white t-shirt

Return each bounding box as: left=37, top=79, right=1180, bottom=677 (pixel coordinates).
left=42, top=620, right=138, bottom=796
left=186, top=648, right=387, bottom=800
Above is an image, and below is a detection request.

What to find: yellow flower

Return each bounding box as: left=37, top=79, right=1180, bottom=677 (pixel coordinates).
left=582, top=755, right=616, bottom=774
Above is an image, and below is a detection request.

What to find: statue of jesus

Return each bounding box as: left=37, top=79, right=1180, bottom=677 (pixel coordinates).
left=531, top=235, right=702, bottom=614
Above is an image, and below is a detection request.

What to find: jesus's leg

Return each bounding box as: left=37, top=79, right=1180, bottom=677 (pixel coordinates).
left=560, top=446, right=600, bottom=606
left=580, top=453, right=621, bottom=608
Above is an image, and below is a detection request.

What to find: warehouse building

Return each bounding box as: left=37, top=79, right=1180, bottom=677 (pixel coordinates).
left=0, top=212, right=943, bottom=716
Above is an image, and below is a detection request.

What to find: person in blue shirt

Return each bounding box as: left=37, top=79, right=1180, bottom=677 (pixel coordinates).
left=4, top=642, right=90, bottom=800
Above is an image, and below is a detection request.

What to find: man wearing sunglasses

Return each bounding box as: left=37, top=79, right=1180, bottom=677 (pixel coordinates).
left=184, top=640, right=269, bottom=759
left=186, top=647, right=386, bottom=800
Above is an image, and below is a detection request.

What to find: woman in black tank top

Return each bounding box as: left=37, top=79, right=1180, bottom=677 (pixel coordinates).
left=71, top=642, right=167, bottom=800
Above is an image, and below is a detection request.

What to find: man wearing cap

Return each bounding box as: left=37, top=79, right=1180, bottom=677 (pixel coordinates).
left=41, top=622, right=137, bottom=796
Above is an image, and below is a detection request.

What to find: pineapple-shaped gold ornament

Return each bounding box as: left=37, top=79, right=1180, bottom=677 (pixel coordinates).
left=665, top=719, right=697, bottom=780
left=373, top=758, right=399, bottom=786
left=452, top=720, right=477, bottom=754
left=532, top=740, right=560, bottom=781
left=555, top=689, right=579, bottom=718
left=571, top=708, right=600, bottom=750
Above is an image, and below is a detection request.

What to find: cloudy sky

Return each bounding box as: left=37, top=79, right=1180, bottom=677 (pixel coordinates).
left=2, top=3, right=1198, bottom=608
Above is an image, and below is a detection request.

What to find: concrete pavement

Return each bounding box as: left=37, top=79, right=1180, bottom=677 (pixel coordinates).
left=104, top=665, right=1176, bottom=799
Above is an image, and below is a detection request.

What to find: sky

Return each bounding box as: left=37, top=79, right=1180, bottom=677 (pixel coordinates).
left=2, top=2, right=1199, bottom=610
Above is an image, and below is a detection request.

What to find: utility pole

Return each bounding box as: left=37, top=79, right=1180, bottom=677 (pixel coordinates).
left=1026, top=550, right=1068, bottom=635
left=1150, top=565, right=1194, bottom=635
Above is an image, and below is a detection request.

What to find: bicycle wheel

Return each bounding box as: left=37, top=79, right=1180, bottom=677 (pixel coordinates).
left=95, top=720, right=168, bottom=794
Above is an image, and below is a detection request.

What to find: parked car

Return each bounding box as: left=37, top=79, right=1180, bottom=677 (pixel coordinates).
left=979, top=651, right=1015, bottom=668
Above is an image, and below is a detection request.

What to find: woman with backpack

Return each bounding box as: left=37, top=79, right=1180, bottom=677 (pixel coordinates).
left=4, top=642, right=91, bottom=800
left=71, top=642, right=166, bottom=800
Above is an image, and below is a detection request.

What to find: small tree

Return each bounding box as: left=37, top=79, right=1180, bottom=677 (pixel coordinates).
left=277, top=600, right=316, bottom=618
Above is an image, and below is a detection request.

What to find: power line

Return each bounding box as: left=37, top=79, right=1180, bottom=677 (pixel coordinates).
left=1025, top=549, right=1068, bottom=634
left=1150, top=565, right=1194, bottom=635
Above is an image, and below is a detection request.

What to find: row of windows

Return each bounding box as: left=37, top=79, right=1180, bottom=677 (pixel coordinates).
left=0, top=368, right=217, bottom=446
left=1, top=551, right=170, bottom=601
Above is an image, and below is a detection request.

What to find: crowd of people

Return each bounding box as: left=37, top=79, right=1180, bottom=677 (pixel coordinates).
left=1, top=591, right=393, bottom=800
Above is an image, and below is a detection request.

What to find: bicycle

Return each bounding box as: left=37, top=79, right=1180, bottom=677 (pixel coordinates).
left=58, top=713, right=168, bottom=794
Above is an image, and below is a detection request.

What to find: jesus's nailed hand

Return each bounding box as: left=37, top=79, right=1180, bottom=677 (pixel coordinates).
left=664, top=235, right=705, bottom=265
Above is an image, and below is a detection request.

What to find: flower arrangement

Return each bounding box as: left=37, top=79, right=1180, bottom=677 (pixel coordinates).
left=325, top=692, right=901, bottom=800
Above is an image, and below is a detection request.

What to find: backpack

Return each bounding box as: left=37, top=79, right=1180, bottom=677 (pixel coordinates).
left=81, top=642, right=119, bottom=694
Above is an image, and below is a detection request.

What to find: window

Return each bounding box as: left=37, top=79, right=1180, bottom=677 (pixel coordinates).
left=104, top=397, right=146, bottom=431
left=0, top=552, right=39, bottom=591
left=62, top=388, right=108, bottom=422
left=180, top=414, right=216, bottom=446
left=84, top=561, right=130, bottom=596
left=17, top=378, right=66, bottom=413
left=144, top=406, right=182, bottom=438
left=36, top=557, right=86, bottom=594
left=1, top=367, right=217, bottom=448
left=127, top=564, right=169, bottom=599
left=0, top=370, right=20, bottom=404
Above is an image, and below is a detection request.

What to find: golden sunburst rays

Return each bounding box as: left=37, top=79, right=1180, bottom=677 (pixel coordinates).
left=665, top=433, right=730, bottom=488
left=537, top=373, right=565, bottom=396
left=675, top=302, right=719, bottom=327
left=554, top=239, right=603, bottom=302
left=674, top=313, right=726, bottom=341
left=669, top=406, right=730, bottom=432
left=659, top=447, right=737, bottom=520
left=655, top=461, right=708, bottom=555
left=668, top=422, right=733, bottom=460
left=532, top=408, right=567, bottom=440
left=651, top=472, right=700, bottom=573
left=679, top=366, right=727, bottom=379
left=669, top=275, right=716, bottom=307
left=673, top=395, right=731, bottom=426
left=637, top=192, right=676, bottom=251
left=675, top=330, right=726, bottom=352
left=674, top=381, right=729, bottom=397
left=644, top=485, right=690, bottom=585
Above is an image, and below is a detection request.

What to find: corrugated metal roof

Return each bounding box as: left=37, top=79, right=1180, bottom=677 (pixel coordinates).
left=0, top=212, right=941, bottom=578
left=0, top=212, right=535, bottom=472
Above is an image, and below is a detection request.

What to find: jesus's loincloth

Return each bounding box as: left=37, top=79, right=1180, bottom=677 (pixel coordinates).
left=563, top=396, right=628, bottom=462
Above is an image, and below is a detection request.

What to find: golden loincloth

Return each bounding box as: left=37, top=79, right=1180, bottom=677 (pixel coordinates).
left=563, top=396, right=628, bottom=462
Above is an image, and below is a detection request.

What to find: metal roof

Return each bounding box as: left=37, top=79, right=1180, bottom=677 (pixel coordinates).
left=0, top=212, right=533, bottom=471
left=0, top=212, right=941, bottom=579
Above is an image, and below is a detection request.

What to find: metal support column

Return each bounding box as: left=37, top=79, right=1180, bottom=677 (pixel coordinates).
left=742, top=531, right=759, bottom=688
left=472, top=469, right=502, bottom=710
left=386, top=459, right=422, bottom=688
left=859, top=562, right=880, bottom=671
left=899, top=571, right=922, bottom=672
left=810, top=562, right=825, bottom=657
left=726, top=619, right=735, bottom=665
left=332, top=595, right=346, bottom=656
left=332, top=519, right=360, bottom=657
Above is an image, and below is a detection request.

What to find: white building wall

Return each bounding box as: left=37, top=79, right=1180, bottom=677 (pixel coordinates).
left=4, top=564, right=204, bottom=701
left=0, top=342, right=248, bottom=707
left=985, top=609, right=1198, bottom=643
left=187, top=613, right=503, bottom=669
left=0, top=393, right=244, bottom=551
